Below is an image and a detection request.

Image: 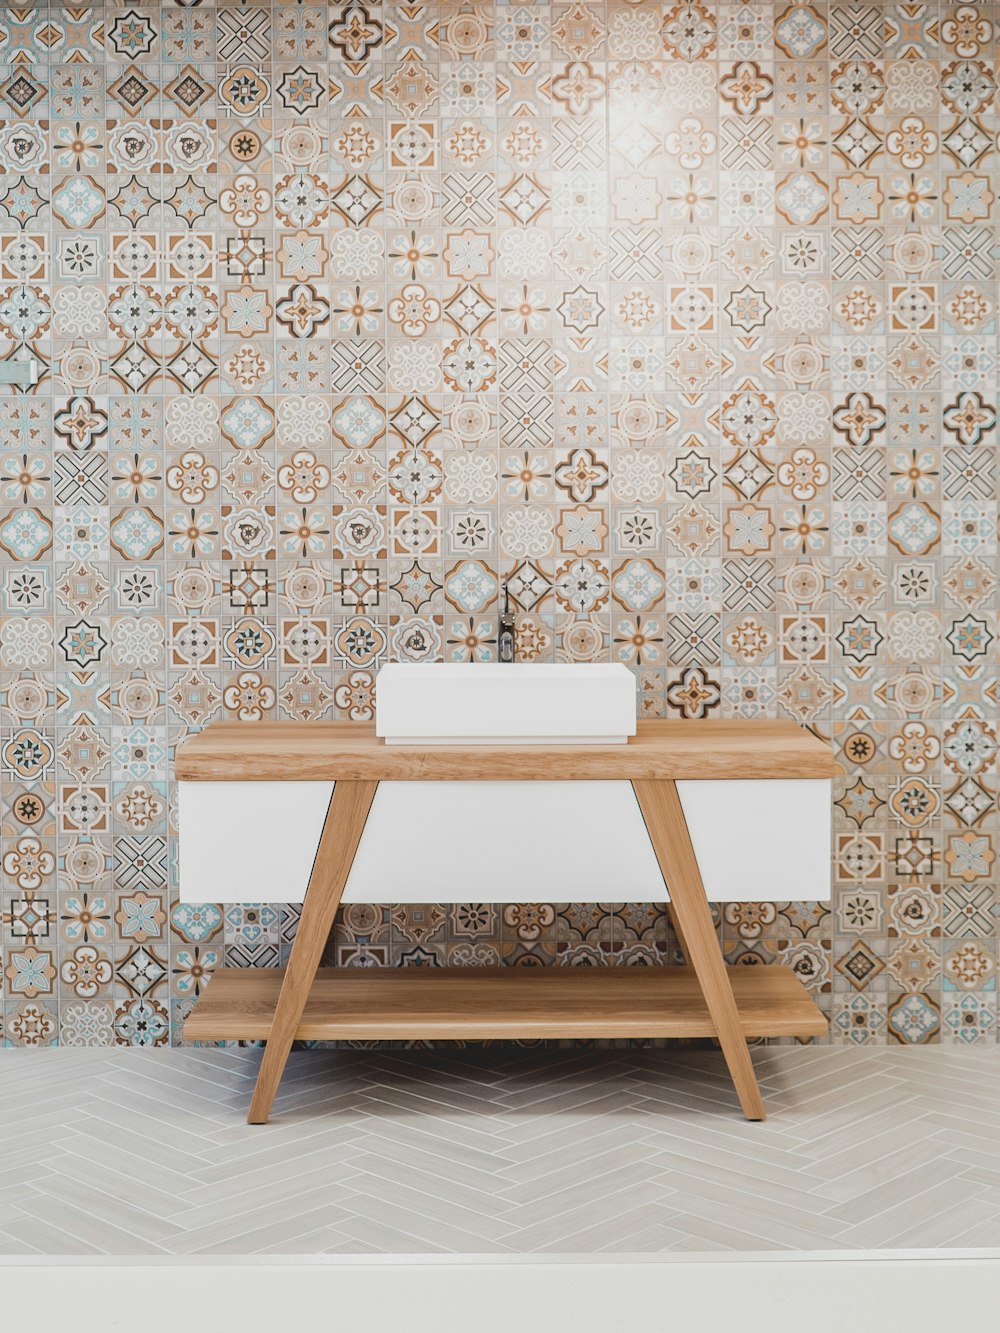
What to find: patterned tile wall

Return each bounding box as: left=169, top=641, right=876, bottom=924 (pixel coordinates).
left=0, top=1, right=997, bottom=1049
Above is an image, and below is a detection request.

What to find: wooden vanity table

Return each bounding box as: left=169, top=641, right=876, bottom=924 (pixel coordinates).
left=176, top=719, right=838, bottom=1123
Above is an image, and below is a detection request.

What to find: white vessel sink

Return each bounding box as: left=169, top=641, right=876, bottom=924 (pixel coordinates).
left=375, top=662, right=636, bottom=745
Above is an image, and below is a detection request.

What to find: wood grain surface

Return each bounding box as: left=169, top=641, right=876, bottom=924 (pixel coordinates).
left=177, top=718, right=840, bottom=782
left=185, top=964, right=827, bottom=1043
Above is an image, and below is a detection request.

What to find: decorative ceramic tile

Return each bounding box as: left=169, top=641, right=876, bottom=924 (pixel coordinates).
left=0, top=1, right=997, bottom=1049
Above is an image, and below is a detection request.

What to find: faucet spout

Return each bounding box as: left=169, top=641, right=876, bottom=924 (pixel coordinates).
left=498, top=580, right=516, bottom=662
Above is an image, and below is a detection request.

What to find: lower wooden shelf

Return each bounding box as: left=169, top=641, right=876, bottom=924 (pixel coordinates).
left=183, top=965, right=827, bottom=1043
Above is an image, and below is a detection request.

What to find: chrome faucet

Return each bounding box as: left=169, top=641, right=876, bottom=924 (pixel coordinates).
left=498, top=582, right=516, bottom=662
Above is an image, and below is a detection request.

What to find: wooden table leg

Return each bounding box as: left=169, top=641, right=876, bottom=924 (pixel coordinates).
left=247, top=779, right=378, bottom=1124
left=632, top=779, right=766, bottom=1121
left=666, top=905, right=689, bottom=961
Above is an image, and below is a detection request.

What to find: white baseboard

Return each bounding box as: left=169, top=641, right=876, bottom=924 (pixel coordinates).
left=4, top=1253, right=1000, bottom=1333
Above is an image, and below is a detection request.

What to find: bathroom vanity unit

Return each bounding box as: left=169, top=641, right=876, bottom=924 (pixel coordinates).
left=177, top=719, right=839, bottom=1124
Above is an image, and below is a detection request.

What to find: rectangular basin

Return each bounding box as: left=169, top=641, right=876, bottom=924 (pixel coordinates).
left=375, top=662, right=637, bottom=745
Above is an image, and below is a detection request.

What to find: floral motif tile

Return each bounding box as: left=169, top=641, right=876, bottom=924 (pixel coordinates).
left=0, top=1, right=997, bottom=1049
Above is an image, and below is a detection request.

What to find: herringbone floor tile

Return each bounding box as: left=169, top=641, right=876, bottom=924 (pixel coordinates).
left=3, top=1046, right=1000, bottom=1254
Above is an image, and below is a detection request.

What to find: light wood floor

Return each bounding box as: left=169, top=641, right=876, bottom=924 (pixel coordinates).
left=1, top=1045, right=999, bottom=1255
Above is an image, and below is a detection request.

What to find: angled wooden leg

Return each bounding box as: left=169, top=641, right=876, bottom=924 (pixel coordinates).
left=665, top=903, right=721, bottom=1048
left=247, top=780, right=378, bottom=1124
left=666, top=905, right=690, bottom=961
left=633, top=779, right=766, bottom=1121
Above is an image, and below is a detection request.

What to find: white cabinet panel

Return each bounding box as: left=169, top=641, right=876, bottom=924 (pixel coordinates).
left=179, top=778, right=832, bottom=906
left=677, top=779, right=832, bottom=902
left=344, top=781, right=662, bottom=902
left=177, top=780, right=333, bottom=904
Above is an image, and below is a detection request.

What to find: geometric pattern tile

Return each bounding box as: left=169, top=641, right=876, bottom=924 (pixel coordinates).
left=1, top=1, right=999, bottom=1056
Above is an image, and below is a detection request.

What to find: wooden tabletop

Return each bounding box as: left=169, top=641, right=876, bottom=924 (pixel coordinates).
left=175, top=719, right=840, bottom=782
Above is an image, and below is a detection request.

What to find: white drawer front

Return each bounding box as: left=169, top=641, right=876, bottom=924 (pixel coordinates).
left=178, top=780, right=333, bottom=903
left=677, top=779, right=832, bottom=902
left=344, top=781, right=662, bottom=902
left=178, top=778, right=832, bottom=905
